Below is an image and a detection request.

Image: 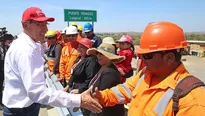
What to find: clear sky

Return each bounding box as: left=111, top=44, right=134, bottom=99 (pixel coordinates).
left=1, top=0, right=205, bottom=35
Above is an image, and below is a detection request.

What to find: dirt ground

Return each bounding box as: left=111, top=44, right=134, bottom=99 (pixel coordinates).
left=182, top=55, right=205, bottom=82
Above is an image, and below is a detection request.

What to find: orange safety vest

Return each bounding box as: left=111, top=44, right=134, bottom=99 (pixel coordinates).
left=59, top=43, right=79, bottom=82
left=99, top=64, right=205, bottom=116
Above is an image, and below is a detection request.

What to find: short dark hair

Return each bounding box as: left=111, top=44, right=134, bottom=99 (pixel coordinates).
left=162, top=49, right=182, bottom=62
left=1, top=34, right=14, bottom=41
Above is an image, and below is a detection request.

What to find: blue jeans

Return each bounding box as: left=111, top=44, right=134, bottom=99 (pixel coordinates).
left=3, top=103, right=41, bottom=116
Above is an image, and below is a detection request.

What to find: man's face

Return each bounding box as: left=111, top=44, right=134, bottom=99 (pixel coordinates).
left=64, top=34, right=77, bottom=43
left=46, top=36, right=56, bottom=45
left=140, top=52, right=168, bottom=75
left=85, top=31, right=93, bottom=38
left=23, top=20, right=48, bottom=42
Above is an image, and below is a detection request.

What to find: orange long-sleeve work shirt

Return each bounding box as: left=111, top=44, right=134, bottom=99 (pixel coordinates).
left=59, top=43, right=79, bottom=82
left=99, top=64, right=205, bottom=116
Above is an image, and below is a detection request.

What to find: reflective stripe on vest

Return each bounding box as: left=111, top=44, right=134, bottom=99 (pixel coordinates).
left=134, top=73, right=146, bottom=90
left=153, top=79, right=182, bottom=115
left=111, top=84, right=132, bottom=104
left=154, top=88, right=174, bottom=116
left=133, top=73, right=179, bottom=116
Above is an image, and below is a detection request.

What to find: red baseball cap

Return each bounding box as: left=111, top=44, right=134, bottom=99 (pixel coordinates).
left=22, top=7, right=55, bottom=22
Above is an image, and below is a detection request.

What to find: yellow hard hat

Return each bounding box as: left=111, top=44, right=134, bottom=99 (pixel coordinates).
left=78, top=26, right=83, bottom=31
left=45, top=30, right=56, bottom=37
left=71, top=22, right=77, bottom=26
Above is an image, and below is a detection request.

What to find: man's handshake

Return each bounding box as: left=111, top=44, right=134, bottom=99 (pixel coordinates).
left=80, top=86, right=102, bottom=113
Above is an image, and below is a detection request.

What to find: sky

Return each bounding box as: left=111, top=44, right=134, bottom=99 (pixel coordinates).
left=1, top=0, right=205, bottom=35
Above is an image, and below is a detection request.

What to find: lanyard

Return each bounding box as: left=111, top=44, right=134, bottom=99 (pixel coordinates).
left=72, top=59, right=82, bottom=69
left=89, top=68, right=104, bottom=87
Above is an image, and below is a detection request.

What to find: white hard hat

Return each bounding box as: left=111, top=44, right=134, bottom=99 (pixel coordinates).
left=65, top=26, right=78, bottom=35
left=61, top=27, right=67, bottom=34
left=103, top=37, right=116, bottom=44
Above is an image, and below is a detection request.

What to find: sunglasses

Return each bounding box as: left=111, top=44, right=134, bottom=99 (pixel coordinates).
left=142, top=53, right=154, bottom=60
left=141, top=49, right=182, bottom=60
left=85, top=32, right=91, bottom=34
left=46, top=37, right=55, bottom=40
left=66, top=34, right=77, bottom=37
left=141, top=51, right=163, bottom=60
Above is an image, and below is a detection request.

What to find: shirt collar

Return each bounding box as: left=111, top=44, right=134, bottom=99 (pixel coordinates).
left=20, top=32, right=39, bottom=50
left=144, top=63, right=190, bottom=89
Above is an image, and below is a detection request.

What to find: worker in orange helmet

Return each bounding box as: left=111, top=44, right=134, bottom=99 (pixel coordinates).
left=92, top=22, right=205, bottom=116
left=45, top=30, right=63, bottom=77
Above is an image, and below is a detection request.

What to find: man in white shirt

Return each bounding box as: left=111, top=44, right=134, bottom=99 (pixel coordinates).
left=2, top=7, right=102, bottom=116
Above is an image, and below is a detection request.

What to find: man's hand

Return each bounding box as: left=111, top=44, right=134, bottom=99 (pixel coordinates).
left=70, top=89, right=79, bottom=94
left=63, top=86, right=69, bottom=92
left=92, top=87, right=102, bottom=103
left=81, top=86, right=102, bottom=113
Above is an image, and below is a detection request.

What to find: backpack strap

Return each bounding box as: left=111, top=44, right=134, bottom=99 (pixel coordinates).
left=172, top=75, right=205, bottom=115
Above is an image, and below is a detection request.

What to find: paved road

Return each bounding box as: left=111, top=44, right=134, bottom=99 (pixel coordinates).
left=182, top=55, right=205, bottom=82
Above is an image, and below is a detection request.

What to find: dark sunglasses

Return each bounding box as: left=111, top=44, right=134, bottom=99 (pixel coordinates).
left=141, top=51, right=162, bottom=60
left=141, top=49, right=182, bottom=60
left=85, top=32, right=90, bottom=34
left=66, top=34, right=77, bottom=37
left=142, top=53, right=154, bottom=60
left=46, top=37, right=55, bottom=40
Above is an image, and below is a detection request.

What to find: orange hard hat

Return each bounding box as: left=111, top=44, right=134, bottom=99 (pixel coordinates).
left=136, top=22, right=187, bottom=54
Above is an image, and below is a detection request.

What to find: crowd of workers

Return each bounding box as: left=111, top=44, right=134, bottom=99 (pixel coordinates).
left=1, top=7, right=205, bottom=116
left=42, top=21, right=138, bottom=115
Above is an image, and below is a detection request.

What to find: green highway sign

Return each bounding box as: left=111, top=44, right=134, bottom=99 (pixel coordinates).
left=64, top=9, right=97, bottom=22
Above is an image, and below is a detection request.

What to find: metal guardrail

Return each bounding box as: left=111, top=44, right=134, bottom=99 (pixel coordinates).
left=45, top=70, right=83, bottom=116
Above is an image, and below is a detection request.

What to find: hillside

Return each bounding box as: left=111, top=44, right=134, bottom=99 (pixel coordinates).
left=96, top=32, right=205, bottom=45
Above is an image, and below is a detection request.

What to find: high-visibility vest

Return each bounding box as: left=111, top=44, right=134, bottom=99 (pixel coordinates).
left=111, top=71, right=205, bottom=116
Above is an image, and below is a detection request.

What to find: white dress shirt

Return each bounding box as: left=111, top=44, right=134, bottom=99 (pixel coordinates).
left=3, top=32, right=81, bottom=108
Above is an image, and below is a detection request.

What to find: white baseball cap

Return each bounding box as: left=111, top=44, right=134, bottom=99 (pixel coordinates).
left=65, top=26, right=78, bottom=35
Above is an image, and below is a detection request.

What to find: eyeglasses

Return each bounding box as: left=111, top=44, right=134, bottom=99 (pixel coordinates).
left=66, top=34, right=77, bottom=37
left=27, top=20, right=49, bottom=27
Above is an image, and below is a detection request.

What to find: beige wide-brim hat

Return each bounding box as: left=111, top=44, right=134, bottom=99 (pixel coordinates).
left=87, top=43, right=125, bottom=63
left=103, top=37, right=116, bottom=45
